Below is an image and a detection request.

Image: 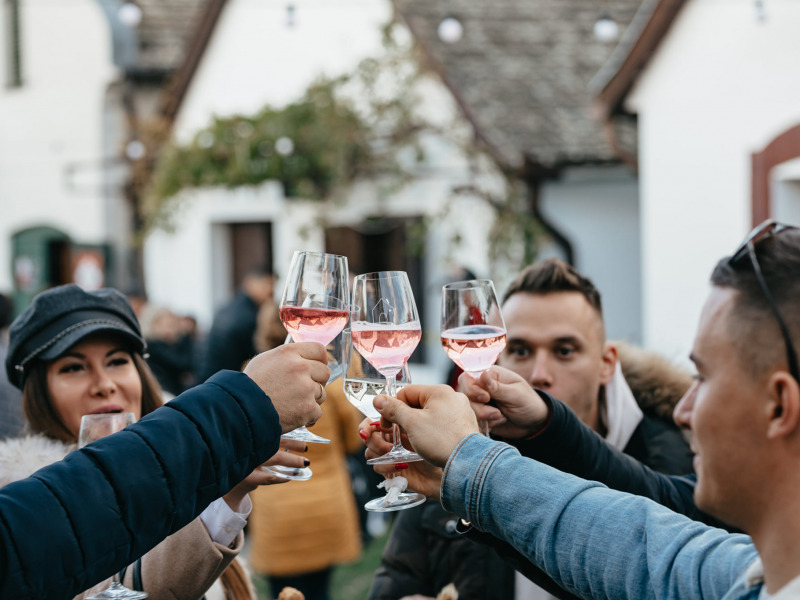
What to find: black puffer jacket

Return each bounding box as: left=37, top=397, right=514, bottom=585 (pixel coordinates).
left=0, top=370, right=281, bottom=600
left=367, top=344, right=695, bottom=600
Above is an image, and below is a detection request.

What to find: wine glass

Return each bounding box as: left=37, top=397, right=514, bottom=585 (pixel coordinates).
left=80, top=413, right=148, bottom=600
left=262, top=251, right=348, bottom=481
left=441, top=279, right=507, bottom=435
left=350, top=271, right=423, bottom=466
left=278, top=250, right=349, bottom=444
left=342, top=327, right=424, bottom=512
left=262, top=329, right=346, bottom=481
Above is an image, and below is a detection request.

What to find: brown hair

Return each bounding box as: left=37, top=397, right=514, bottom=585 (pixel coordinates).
left=710, top=228, right=800, bottom=379
left=502, top=258, right=603, bottom=316
left=22, top=352, right=163, bottom=443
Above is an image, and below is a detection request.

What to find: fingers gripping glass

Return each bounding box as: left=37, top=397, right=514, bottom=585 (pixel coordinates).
left=728, top=219, right=800, bottom=383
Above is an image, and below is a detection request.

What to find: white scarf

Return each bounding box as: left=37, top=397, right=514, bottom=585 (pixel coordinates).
left=600, top=361, right=643, bottom=451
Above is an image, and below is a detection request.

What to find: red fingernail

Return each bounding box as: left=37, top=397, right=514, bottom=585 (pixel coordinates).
left=358, top=429, right=368, bottom=441
left=370, top=421, right=381, bottom=429
left=394, top=463, right=409, bottom=470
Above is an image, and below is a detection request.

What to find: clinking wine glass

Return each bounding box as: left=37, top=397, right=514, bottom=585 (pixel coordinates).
left=441, top=279, right=507, bottom=435
left=262, top=251, right=348, bottom=481
left=278, top=250, right=349, bottom=444
left=80, top=413, right=148, bottom=600
left=350, top=271, right=423, bottom=467
left=342, top=327, right=424, bottom=512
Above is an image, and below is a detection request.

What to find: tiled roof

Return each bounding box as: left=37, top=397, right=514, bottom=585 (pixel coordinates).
left=393, top=0, right=643, bottom=171
left=134, top=0, right=211, bottom=71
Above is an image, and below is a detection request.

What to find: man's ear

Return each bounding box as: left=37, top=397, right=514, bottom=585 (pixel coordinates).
left=765, top=371, right=800, bottom=440
left=599, top=343, right=618, bottom=386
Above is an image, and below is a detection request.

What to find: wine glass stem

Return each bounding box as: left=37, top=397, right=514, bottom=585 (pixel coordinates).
left=385, top=374, right=403, bottom=450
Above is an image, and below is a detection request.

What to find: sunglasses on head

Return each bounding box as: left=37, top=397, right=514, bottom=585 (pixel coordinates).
left=728, top=219, right=799, bottom=383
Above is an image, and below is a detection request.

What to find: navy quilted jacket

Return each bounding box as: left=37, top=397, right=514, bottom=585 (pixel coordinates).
left=0, top=370, right=281, bottom=600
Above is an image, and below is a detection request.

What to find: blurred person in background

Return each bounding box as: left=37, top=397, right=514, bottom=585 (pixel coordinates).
left=140, top=303, right=196, bottom=397
left=0, top=292, right=24, bottom=440
left=198, top=266, right=276, bottom=382
left=3, top=283, right=316, bottom=599
left=247, top=315, right=364, bottom=600
left=367, top=258, right=693, bottom=600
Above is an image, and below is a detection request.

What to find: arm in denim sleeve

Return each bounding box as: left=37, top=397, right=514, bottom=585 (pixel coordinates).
left=441, top=435, right=758, bottom=600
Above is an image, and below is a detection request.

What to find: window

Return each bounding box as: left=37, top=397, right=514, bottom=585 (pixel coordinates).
left=5, top=0, right=23, bottom=88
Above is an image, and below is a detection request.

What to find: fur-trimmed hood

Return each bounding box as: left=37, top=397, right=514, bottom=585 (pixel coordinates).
left=613, top=341, right=694, bottom=422
left=0, top=434, right=75, bottom=488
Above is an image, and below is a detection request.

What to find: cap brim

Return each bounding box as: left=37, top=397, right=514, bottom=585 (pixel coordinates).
left=38, top=321, right=146, bottom=361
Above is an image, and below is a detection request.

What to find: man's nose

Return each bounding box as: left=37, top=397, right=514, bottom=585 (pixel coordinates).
left=673, top=383, right=696, bottom=430
left=530, top=355, right=554, bottom=389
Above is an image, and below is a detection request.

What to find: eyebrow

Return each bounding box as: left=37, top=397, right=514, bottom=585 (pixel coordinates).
left=506, top=336, right=582, bottom=346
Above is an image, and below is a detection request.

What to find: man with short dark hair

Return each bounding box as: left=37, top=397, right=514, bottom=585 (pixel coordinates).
left=374, top=220, right=800, bottom=599
left=367, top=259, right=692, bottom=600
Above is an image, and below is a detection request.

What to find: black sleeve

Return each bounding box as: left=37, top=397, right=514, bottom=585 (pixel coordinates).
left=0, top=370, right=281, bottom=600
left=512, top=391, right=729, bottom=527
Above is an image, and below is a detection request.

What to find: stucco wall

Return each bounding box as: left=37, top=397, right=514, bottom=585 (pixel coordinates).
left=0, top=0, right=116, bottom=291
left=626, top=0, right=800, bottom=362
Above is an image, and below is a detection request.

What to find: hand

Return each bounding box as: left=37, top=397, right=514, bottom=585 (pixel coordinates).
left=223, top=438, right=308, bottom=510
left=244, top=343, right=329, bottom=433
left=372, top=384, right=479, bottom=468
left=359, top=418, right=444, bottom=501
left=458, top=366, right=550, bottom=440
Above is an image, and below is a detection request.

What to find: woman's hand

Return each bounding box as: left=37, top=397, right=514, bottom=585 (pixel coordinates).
left=222, top=438, right=308, bottom=511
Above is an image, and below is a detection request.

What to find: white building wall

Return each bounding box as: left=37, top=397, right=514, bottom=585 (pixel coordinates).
left=173, top=0, right=392, bottom=141
left=540, top=166, right=641, bottom=344
left=0, top=0, right=116, bottom=290
left=625, top=0, right=800, bottom=362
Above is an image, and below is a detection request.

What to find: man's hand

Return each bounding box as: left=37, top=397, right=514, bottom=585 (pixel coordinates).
left=244, top=343, right=329, bottom=433
left=359, top=417, right=445, bottom=501
left=372, top=384, right=479, bottom=468
left=223, top=438, right=308, bottom=510
left=458, top=366, right=550, bottom=440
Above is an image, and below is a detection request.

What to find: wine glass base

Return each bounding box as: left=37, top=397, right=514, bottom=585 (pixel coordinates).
left=282, top=426, right=331, bottom=444
left=367, top=448, right=424, bottom=465
left=86, top=582, right=148, bottom=599
left=262, top=465, right=313, bottom=481
left=365, top=492, right=426, bottom=512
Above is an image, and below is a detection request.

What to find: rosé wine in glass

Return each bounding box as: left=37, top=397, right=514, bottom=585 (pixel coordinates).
left=441, top=324, right=507, bottom=373
left=280, top=306, right=349, bottom=345
left=350, top=322, right=421, bottom=377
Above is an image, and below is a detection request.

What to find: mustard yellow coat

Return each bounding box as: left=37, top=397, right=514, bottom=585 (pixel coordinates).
left=247, top=382, right=365, bottom=576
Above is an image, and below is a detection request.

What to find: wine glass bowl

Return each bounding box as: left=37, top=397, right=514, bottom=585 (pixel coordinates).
left=78, top=413, right=136, bottom=449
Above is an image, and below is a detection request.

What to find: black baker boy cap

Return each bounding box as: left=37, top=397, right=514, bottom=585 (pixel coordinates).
left=5, top=284, right=146, bottom=389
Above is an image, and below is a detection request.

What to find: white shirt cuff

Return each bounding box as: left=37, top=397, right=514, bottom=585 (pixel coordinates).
left=199, top=495, right=252, bottom=547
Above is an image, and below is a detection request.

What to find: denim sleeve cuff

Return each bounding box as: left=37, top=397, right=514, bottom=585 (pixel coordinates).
left=440, top=433, right=514, bottom=530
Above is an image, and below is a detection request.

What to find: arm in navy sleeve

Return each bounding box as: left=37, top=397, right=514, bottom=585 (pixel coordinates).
left=0, top=370, right=281, bottom=600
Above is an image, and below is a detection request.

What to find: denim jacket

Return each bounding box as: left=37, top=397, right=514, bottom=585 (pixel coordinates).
left=441, top=434, right=764, bottom=600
